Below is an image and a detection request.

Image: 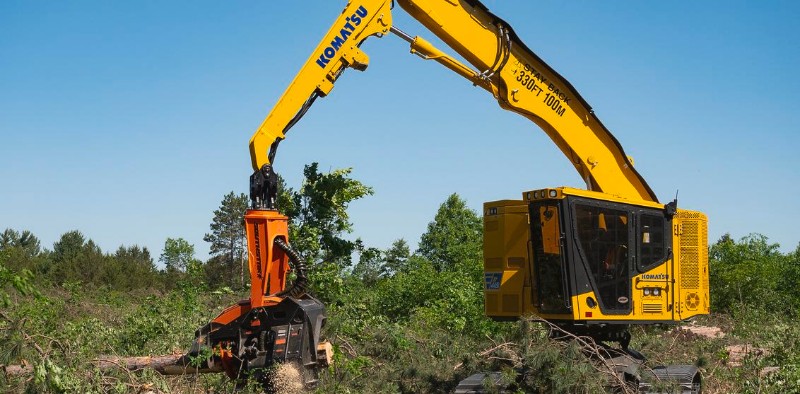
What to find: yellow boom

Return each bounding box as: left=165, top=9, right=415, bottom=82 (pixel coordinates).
left=248, top=0, right=657, bottom=203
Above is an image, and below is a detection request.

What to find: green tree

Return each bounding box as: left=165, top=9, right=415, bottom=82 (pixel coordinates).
left=111, top=245, right=158, bottom=289
left=276, top=174, right=298, bottom=220
left=0, top=229, right=44, bottom=274
left=782, top=243, right=800, bottom=310
left=49, top=230, right=106, bottom=285
left=371, top=252, right=492, bottom=336
left=203, top=192, right=248, bottom=288
left=159, top=238, right=196, bottom=273
left=51, top=230, right=86, bottom=267
left=203, top=255, right=231, bottom=290
left=709, top=233, right=786, bottom=313
left=0, top=228, right=41, bottom=257
left=417, top=193, right=482, bottom=273
left=352, top=245, right=383, bottom=286
left=283, top=163, right=373, bottom=266
left=381, top=238, right=411, bottom=277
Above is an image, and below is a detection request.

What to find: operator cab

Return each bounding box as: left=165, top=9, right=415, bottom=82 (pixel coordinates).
left=483, top=187, right=708, bottom=327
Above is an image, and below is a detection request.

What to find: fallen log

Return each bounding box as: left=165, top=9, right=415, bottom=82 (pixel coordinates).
left=94, top=354, right=223, bottom=375
left=3, top=341, right=331, bottom=378
left=2, top=354, right=222, bottom=378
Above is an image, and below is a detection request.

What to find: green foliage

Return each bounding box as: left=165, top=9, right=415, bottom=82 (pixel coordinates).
left=319, top=315, right=485, bottom=394
left=48, top=230, right=105, bottom=284
left=417, top=193, right=482, bottom=273
left=1, top=284, right=240, bottom=393
left=33, top=358, right=66, bottom=393
left=351, top=245, right=383, bottom=286
left=374, top=255, right=495, bottom=336
left=308, top=261, right=347, bottom=305
left=311, top=193, right=505, bottom=392
left=282, top=163, right=373, bottom=266
left=509, top=322, right=609, bottom=394
left=1, top=228, right=41, bottom=257
left=1, top=228, right=167, bottom=292
left=0, top=244, right=46, bottom=278
left=105, top=245, right=158, bottom=290
left=118, top=291, right=201, bottom=354
left=203, top=191, right=248, bottom=289
left=709, top=233, right=796, bottom=314
left=203, top=254, right=234, bottom=291
left=159, top=237, right=196, bottom=273
left=381, top=238, right=411, bottom=277
left=0, top=250, right=38, bottom=307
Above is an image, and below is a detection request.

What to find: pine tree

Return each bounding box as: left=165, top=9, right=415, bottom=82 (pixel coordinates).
left=203, top=192, right=249, bottom=287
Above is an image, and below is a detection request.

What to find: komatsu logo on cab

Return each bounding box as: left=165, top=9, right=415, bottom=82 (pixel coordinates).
left=642, top=273, right=669, bottom=280
left=315, top=6, right=369, bottom=69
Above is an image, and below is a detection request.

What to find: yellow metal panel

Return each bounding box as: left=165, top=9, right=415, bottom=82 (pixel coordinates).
left=633, top=263, right=673, bottom=321
left=483, top=200, right=529, bottom=317
left=674, top=210, right=710, bottom=320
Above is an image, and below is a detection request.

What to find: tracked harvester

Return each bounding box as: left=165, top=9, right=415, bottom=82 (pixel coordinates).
left=189, top=0, right=709, bottom=391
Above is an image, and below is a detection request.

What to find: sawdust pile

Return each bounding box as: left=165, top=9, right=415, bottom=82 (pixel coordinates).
left=270, top=362, right=305, bottom=394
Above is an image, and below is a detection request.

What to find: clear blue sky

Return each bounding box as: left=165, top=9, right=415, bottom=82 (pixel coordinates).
left=2, top=1, right=799, bottom=263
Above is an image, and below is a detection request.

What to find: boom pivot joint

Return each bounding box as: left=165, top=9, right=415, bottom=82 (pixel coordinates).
left=250, top=164, right=279, bottom=210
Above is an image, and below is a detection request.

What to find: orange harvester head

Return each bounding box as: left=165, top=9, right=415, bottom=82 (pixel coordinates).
left=245, top=209, right=290, bottom=308
left=191, top=207, right=327, bottom=387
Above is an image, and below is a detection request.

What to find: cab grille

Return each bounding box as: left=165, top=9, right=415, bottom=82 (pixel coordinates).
left=643, top=303, right=662, bottom=313
left=680, top=221, right=700, bottom=290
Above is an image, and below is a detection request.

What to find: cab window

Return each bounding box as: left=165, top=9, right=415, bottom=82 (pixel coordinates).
left=638, top=213, right=667, bottom=270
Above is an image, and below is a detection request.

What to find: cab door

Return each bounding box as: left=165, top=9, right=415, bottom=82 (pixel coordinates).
left=529, top=201, right=571, bottom=315
left=571, top=201, right=633, bottom=315
left=636, top=211, right=673, bottom=320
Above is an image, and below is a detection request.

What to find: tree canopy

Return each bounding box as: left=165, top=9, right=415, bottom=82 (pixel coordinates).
left=417, top=193, right=482, bottom=273
left=159, top=237, right=196, bottom=273
left=280, top=162, right=373, bottom=267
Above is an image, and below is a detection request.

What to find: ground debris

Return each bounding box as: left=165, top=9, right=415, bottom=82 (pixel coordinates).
left=1, top=361, right=34, bottom=377
left=673, top=324, right=725, bottom=339
left=726, top=344, right=770, bottom=367
left=760, top=366, right=780, bottom=377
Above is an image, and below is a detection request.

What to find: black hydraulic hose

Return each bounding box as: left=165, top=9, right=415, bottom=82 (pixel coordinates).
left=273, top=238, right=309, bottom=298
left=267, top=92, right=319, bottom=164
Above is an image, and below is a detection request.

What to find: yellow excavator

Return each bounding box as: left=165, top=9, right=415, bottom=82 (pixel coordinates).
left=188, top=0, right=709, bottom=391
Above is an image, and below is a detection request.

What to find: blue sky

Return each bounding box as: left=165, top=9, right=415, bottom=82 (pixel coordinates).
left=2, top=1, right=799, bottom=263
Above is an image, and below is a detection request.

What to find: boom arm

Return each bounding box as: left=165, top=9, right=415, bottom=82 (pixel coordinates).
left=248, top=0, right=393, bottom=208
left=249, top=0, right=659, bottom=205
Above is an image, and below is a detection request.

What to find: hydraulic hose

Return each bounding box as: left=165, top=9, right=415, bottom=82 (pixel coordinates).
left=273, top=238, right=309, bottom=298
